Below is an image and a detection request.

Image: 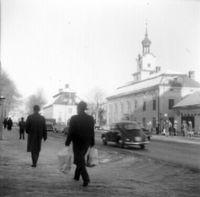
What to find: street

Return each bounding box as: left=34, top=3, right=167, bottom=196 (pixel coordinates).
left=95, top=132, right=200, bottom=170
left=0, top=128, right=200, bottom=197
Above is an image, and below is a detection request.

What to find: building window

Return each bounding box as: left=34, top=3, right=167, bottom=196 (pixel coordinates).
left=148, top=63, right=151, bottom=67
left=134, top=100, right=138, bottom=109
left=142, top=118, right=146, bottom=127
left=152, top=117, right=156, bottom=128
left=143, top=101, right=146, bottom=111
left=153, top=99, right=156, bottom=110
left=168, top=99, right=174, bottom=110
left=121, top=102, right=124, bottom=114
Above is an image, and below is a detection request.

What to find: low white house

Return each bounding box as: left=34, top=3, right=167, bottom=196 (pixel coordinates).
left=42, top=85, right=78, bottom=124
left=173, top=91, right=200, bottom=134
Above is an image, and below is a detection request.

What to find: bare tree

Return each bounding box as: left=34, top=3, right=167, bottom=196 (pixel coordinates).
left=26, top=89, right=47, bottom=114
left=87, top=87, right=106, bottom=126
left=0, top=71, right=21, bottom=117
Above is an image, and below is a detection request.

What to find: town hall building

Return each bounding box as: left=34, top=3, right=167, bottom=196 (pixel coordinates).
left=106, top=28, right=200, bottom=132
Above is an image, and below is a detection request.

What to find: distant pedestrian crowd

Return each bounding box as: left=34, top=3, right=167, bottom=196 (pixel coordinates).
left=157, top=119, right=196, bottom=137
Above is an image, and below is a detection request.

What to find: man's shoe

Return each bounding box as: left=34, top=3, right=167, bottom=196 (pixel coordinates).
left=82, top=180, right=90, bottom=187
left=31, top=164, right=36, bottom=168
left=73, top=177, right=79, bottom=181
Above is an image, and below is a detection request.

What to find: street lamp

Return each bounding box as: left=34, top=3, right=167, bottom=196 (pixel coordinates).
left=0, top=95, right=5, bottom=140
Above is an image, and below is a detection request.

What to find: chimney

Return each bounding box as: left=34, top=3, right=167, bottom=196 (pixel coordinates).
left=156, top=66, right=161, bottom=72
left=188, top=71, right=195, bottom=80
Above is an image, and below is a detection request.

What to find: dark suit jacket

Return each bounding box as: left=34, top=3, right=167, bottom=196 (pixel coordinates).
left=26, top=112, right=47, bottom=153
left=65, top=112, right=95, bottom=165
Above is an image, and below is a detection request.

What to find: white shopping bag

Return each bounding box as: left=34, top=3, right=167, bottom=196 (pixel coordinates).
left=57, top=147, right=73, bottom=174
left=86, top=147, right=98, bottom=167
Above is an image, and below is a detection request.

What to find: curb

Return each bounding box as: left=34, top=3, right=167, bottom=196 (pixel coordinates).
left=152, top=135, right=200, bottom=145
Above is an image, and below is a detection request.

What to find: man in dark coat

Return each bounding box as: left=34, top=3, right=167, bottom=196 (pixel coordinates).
left=26, top=105, right=47, bottom=167
left=65, top=101, right=95, bottom=187
left=3, top=117, right=8, bottom=129
left=18, top=117, right=26, bottom=140
left=7, top=118, right=13, bottom=131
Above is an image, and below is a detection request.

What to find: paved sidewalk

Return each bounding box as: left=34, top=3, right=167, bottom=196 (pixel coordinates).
left=1, top=128, right=200, bottom=197
left=152, top=134, right=200, bottom=145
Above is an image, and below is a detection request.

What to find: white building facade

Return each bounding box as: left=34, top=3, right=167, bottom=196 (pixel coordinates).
left=106, top=29, right=200, bottom=132
left=42, top=85, right=77, bottom=124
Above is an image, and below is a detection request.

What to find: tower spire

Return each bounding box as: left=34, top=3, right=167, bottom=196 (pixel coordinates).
left=145, top=21, right=148, bottom=37
left=142, top=21, right=151, bottom=55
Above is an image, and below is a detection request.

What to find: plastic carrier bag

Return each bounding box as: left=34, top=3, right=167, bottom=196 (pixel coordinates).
left=57, top=147, right=73, bottom=174
left=86, top=147, right=99, bottom=167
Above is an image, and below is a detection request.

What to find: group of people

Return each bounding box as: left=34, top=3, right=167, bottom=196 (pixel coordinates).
left=159, top=119, right=194, bottom=137
left=3, top=117, right=13, bottom=131
left=181, top=120, right=194, bottom=137
left=4, top=101, right=95, bottom=187
left=161, top=120, right=178, bottom=136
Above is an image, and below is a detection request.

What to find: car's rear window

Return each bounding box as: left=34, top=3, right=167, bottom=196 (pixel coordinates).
left=124, top=123, right=139, bottom=130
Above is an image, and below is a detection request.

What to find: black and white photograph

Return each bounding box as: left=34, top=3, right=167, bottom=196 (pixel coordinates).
left=0, top=0, right=200, bottom=196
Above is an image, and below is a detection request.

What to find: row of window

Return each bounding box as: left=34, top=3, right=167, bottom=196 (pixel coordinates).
left=143, top=99, right=174, bottom=111
left=110, top=99, right=175, bottom=114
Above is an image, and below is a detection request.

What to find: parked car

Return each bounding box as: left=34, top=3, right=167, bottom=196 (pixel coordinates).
left=46, top=123, right=54, bottom=132
left=101, top=121, right=149, bottom=149
left=54, top=122, right=66, bottom=133
left=141, top=128, right=152, bottom=141
left=46, top=118, right=56, bottom=132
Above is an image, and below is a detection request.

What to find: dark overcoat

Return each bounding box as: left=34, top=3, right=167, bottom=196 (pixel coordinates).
left=7, top=119, right=13, bottom=130
left=65, top=112, right=95, bottom=165
left=26, top=113, right=47, bottom=153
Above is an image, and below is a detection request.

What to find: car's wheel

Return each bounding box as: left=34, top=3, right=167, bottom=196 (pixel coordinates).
left=118, top=139, right=125, bottom=148
left=140, top=144, right=145, bottom=149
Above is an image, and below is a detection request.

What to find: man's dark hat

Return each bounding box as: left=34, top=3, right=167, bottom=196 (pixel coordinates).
left=33, top=105, right=40, bottom=111
left=78, top=101, right=88, bottom=111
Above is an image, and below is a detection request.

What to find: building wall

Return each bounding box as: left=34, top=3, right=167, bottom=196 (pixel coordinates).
left=107, top=88, right=159, bottom=127
left=43, top=106, right=53, bottom=119
left=53, top=104, right=77, bottom=124
left=107, top=85, right=200, bottom=130
left=142, top=54, right=156, bottom=71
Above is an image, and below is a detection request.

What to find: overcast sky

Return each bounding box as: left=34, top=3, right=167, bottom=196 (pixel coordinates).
left=1, top=0, right=200, bottom=100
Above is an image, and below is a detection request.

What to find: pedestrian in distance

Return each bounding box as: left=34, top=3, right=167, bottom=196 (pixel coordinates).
left=7, top=117, right=13, bottom=131
left=3, top=117, right=8, bottom=129
left=26, top=105, right=47, bottom=168
left=18, top=117, right=26, bottom=140
left=182, top=121, right=188, bottom=137
left=3, top=117, right=7, bottom=129
left=65, top=101, right=95, bottom=187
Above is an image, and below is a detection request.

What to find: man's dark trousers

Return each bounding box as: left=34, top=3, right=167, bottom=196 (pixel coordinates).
left=74, top=163, right=89, bottom=182
left=31, top=151, right=39, bottom=166
left=19, top=130, right=25, bottom=139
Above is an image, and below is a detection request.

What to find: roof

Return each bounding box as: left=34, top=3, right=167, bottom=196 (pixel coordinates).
left=43, top=91, right=77, bottom=109
left=107, top=71, right=200, bottom=100
left=173, top=91, right=200, bottom=109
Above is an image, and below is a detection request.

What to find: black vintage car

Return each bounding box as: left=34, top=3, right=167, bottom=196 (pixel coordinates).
left=101, top=121, right=149, bottom=149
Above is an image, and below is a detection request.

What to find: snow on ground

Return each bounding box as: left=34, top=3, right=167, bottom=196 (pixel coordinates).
left=0, top=129, right=200, bottom=197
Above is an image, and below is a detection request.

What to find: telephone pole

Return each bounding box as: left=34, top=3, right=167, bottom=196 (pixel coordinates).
left=0, top=0, right=5, bottom=140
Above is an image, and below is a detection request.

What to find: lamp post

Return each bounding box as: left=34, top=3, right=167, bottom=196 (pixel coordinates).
left=0, top=95, right=5, bottom=140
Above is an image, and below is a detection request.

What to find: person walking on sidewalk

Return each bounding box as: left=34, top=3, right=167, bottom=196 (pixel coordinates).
left=3, top=117, right=8, bottom=129
left=65, top=101, right=95, bottom=187
left=7, top=117, right=13, bottom=131
left=18, top=117, right=26, bottom=140
left=26, top=105, right=47, bottom=167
